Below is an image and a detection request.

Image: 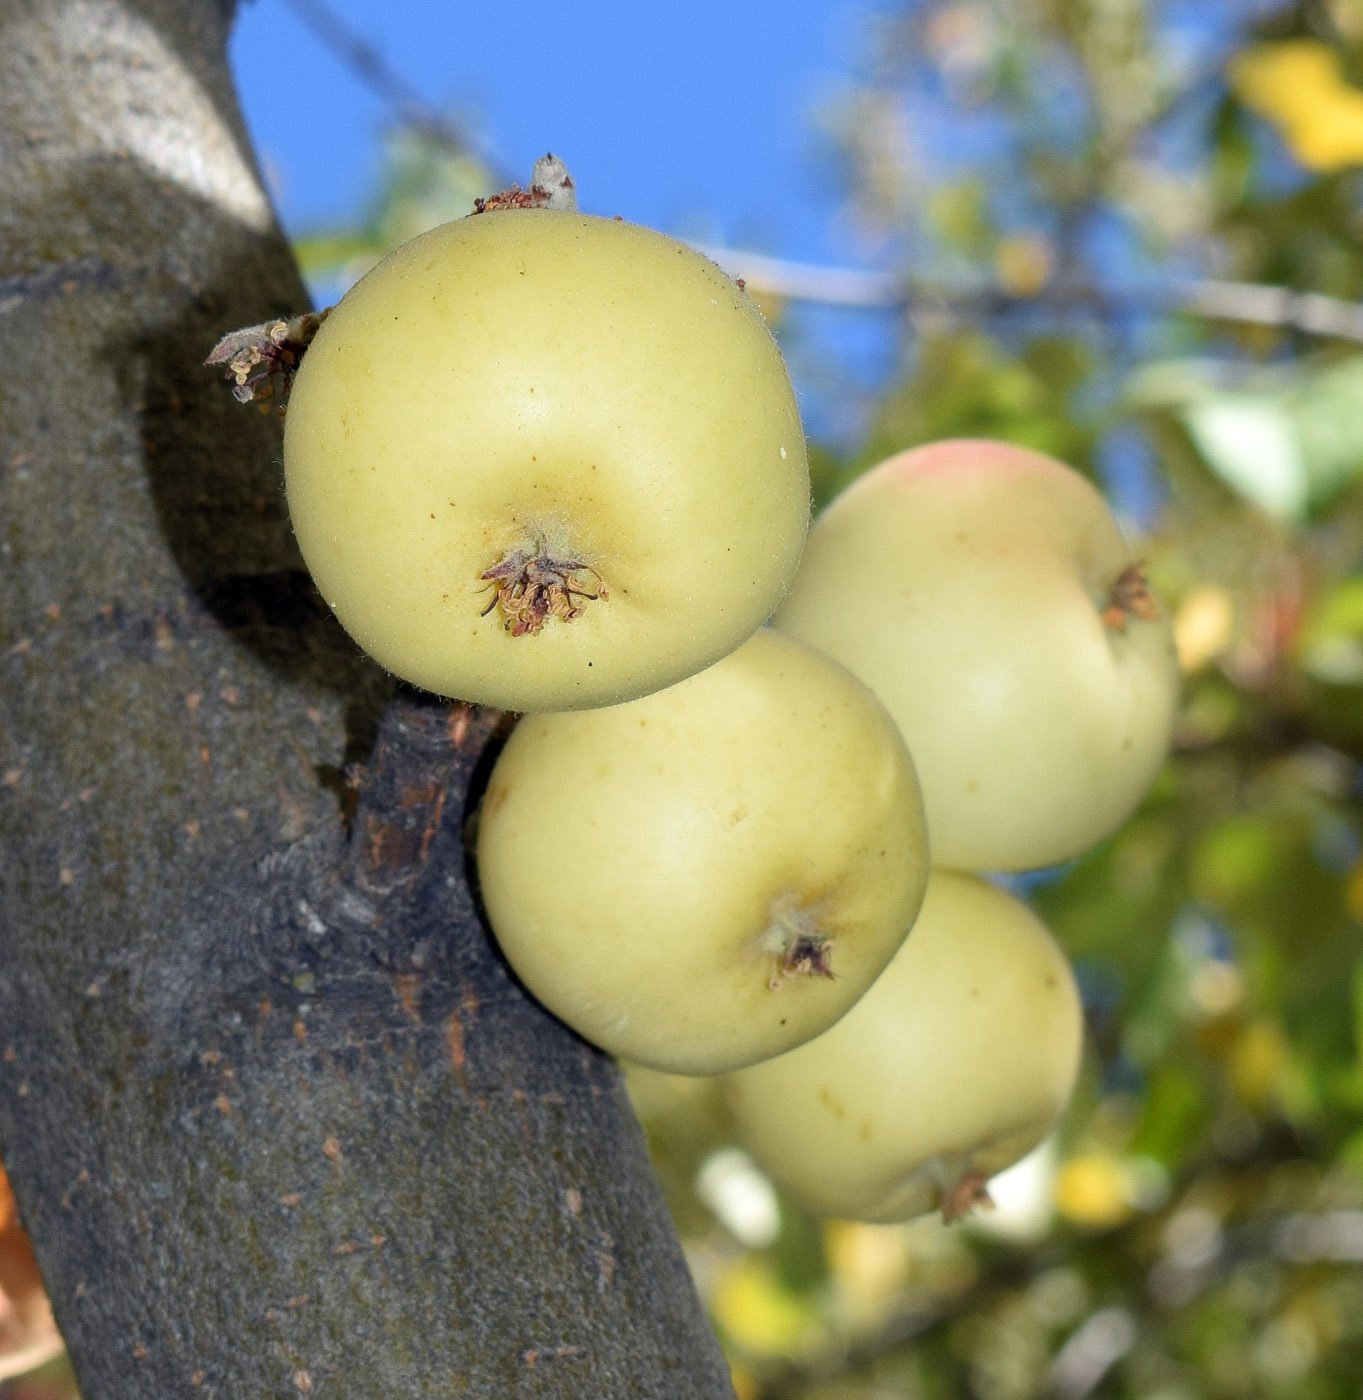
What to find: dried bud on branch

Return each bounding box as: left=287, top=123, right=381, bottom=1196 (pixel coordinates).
left=474, top=153, right=578, bottom=214
left=204, top=309, right=330, bottom=414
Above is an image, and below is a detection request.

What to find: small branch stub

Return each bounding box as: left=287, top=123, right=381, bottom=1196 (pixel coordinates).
left=480, top=544, right=605, bottom=637
left=205, top=310, right=330, bottom=415
left=1101, top=562, right=1160, bottom=631
left=473, top=153, right=578, bottom=215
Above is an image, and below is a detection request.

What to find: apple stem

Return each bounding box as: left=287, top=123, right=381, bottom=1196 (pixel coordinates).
left=480, top=541, right=606, bottom=637
left=1101, top=562, right=1160, bottom=632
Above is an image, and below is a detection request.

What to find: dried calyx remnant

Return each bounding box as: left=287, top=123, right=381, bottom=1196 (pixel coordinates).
left=480, top=544, right=605, bottom=637
left=205, top=310, right=329, bottom=416
left=760, top=904, right=835, bottom=990
left=1101, top=562, right=1160, bottom=631
left=940, top=1168, right=995, bottom=1223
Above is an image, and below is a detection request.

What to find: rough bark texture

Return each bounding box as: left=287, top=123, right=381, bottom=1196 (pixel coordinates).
left=0, top=0, right=736, bottom=1395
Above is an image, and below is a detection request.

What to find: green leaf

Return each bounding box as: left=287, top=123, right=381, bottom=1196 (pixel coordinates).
left=1184, top=394, right=1306, bottom=519
left=1129, top=355, right=1363, bottom=520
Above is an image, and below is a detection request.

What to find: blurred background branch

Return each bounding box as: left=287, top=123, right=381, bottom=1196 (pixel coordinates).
left=275, top=0, right=511, bottom=176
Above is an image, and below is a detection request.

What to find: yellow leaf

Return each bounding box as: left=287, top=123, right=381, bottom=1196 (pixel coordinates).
left=1054, top=1156, right=1134, bottom=1229
left=996, top=234, right=1053, bottom=298
left=823, top=1220, right=910, bottom=1304
left=1228, top=1018, right=1289, bottom=1110
left=1174, top=587, right=1236, bottom=672
left=710, top=1257, right=815, bottom=1359
left=1230, top=40, right=1363, bottom=171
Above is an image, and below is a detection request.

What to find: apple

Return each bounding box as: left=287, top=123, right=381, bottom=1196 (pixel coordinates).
left=0, top=1166, right=62, bottom=1380
left=723, top=870, right=1084, bottom=1223
left=475, top=629, right=930, bottom=1075
left=283, top=208, right=809, bottom=712
left=774, top=439, right=1179, bottom=871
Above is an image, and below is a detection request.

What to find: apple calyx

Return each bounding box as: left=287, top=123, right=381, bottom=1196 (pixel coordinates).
left=939, top=1168, right=995, bottom=1223
left=781, top=934, right=834, bottom=980
left=1101, top=562, right=1160, bottom=632
left=480, top=542, right=606, bottom=637
left=760, top=905, right=835, bottom=989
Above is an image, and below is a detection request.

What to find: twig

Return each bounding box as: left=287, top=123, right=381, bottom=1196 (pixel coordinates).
left=693, top=242, right=1363, bottom=342
left=690, top=244, right=904, bottom=307
left=274, top=0, right=513, bottom=181
left=1178, top=278, right=1363, bottom=341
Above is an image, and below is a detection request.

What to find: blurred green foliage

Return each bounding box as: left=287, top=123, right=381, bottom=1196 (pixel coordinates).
left=638, top=4, right=1363, bottom=1397
left=0, top=1357, right=78, bottom=1400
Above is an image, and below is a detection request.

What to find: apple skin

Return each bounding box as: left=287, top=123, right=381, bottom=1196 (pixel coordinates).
left=0, top=1165, right=62, bottom=1377
left=723, top=870, right=1084, bottom=1223
left=774, top=439, right=1179, bottom=871
left=475, top=629, right=930, bottom=1075
left=284, top=209, right=809, bottom=712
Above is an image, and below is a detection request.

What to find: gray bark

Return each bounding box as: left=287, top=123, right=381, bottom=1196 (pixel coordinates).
left=0, top=0, right=735, bottom=1395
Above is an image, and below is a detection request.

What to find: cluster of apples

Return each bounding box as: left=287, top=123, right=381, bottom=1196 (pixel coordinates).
left=727, top=443, right=1180, bottom=1220
left=281, top=192, right=1179, bottom=1222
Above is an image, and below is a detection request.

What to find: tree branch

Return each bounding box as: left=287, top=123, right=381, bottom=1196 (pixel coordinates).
left=0, top=1, right=732, bottom=1395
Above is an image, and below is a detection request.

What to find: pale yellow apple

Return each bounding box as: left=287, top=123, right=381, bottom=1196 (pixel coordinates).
left=475, top=629, right=929, bottom=1075
left=284, top=209, right=809, bottom=711
left=775, top=439, right=1179, bottom=871
left=724, top=870, right=1084, bottom=1223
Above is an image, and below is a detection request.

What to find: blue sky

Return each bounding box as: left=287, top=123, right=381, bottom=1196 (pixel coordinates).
left=225, top=0, right=1262, bottom=460
left=229, top=0, right=896, bottom=265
